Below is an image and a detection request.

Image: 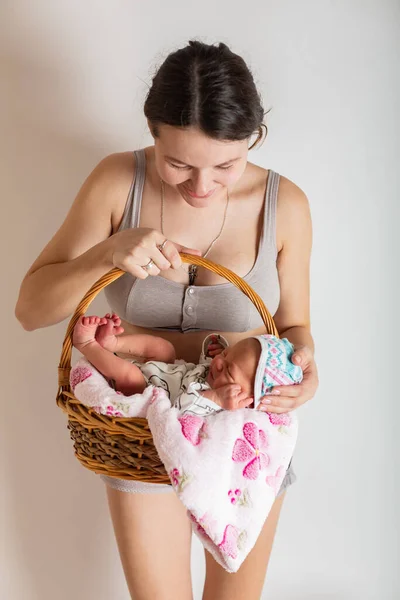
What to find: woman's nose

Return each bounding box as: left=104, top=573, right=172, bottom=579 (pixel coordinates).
left=190, top=171, right=212, bottom=195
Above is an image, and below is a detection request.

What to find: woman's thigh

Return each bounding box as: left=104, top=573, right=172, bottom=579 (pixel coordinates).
left=202, top=492, right=286, bottom=600
left=105, top=485, right=193, bottom=600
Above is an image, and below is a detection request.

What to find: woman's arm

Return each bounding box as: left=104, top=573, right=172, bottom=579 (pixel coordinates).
left=273, top=178, right=313, bottom=346
left=258, top=178, right=319, bottom=413
left=15, top=153, right=135, bottom=331
left=278, top=325, right=314, bottom=355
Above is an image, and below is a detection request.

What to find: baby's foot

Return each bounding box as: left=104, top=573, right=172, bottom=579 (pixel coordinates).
left=72, top=315, right=108, bottom=351
left=95, top=313, right=124, bottom=352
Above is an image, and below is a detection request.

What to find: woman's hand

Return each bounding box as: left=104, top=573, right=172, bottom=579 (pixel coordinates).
left=108, top=227, right=201, bottom=279
left=257, top=345, right=319, bottom=414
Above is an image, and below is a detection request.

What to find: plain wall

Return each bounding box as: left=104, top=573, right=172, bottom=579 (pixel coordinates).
left=2, top=1, right=399, bottom=598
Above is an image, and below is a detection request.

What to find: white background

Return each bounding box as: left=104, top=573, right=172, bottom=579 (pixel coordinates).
left=2, top=1, right=399, bottom=598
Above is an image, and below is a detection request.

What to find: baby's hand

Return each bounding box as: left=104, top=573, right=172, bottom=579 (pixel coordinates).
left=213, top=384, right=254, bottom=411
left=206, top=335, right=225, bottom=358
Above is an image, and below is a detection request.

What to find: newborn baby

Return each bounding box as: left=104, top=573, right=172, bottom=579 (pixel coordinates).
left=72, top=313, right=300, bottom=416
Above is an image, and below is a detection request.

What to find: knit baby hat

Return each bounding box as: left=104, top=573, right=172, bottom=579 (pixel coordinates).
left=252, top=335, right=303, bottom=408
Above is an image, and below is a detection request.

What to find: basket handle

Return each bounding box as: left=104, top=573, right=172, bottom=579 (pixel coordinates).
left=58, top=253, right=278, bottom=387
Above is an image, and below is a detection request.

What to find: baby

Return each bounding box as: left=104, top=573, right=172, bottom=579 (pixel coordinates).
left=72, top=312, right=270, bottom=416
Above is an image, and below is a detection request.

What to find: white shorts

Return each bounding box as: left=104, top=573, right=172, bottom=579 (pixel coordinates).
left=100, top=459, right=296, bottom=497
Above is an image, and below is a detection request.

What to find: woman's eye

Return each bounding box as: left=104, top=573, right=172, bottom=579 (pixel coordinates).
left=168, top=163, right=232, bottom=171
left=169, top=163, right=191, bottom=170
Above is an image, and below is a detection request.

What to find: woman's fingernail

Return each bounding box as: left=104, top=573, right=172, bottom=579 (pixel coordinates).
left=271, top=390, right=280, bottom=395
left=263, top=398, right=272, bottom=404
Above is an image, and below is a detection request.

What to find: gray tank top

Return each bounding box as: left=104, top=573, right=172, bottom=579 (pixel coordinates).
left=104, top=149, right=280, bottom=333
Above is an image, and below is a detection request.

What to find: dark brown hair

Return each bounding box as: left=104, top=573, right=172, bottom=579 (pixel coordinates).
left=144, top=41, right=268, bottom=148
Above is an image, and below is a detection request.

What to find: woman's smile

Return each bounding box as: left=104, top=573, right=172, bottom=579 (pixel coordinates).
left=184, top=187, right=216, bottom=199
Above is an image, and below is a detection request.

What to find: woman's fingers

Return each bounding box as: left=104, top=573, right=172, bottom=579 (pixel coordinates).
left=138, top=238, right=202, bottom=275
left=113, top=228, right=202, bottom=278
left=172, top=242, right=202, bottom=257
left=160, top=240, right=201, bottom=270
left=118, top=254, right=161, bottom=279
left=147, top=244, right=173, bottom=271
left=256, top=383, right=302, bottom=413
left=257, top=379, right=316, bottom=413
left=258, top=396, right=298, bottom=412
left=122, top=245, right=167, bottom=278
left=147, top=238, right=201, bottom=273
left=259, top=354, right=319, bottom=413
left=156, top=239, right=182, bottom=270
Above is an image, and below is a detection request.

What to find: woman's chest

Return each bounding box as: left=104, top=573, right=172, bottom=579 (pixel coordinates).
left=139, top=178, right=268, bottom=286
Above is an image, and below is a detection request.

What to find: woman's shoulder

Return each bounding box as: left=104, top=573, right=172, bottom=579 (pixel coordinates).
left=275, top=174, right=311, bottom=252
left=244, top=162, right=310, bottom=250
left=276, top=173, right=310, bottom=217
left=245, top=161, right=308, bottom=207
left=94, top=150, right=136, bottom=184
left=246, top=160, right=308, bottom=200
left=92, top=151, right=137, bottom=233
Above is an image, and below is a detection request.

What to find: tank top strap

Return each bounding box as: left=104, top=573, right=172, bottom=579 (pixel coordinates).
left=262, top=169, right=280, bottom=250
left=118, top=149, right=147, bottom=231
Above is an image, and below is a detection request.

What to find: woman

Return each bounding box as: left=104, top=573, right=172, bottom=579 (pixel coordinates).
left=15, top=41, right=318, bottom=600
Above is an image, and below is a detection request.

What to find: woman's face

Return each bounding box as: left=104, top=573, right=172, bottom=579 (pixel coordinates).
left=152, top=124, right=249, bottom=208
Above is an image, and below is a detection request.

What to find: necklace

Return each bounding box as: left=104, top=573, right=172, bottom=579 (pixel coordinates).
left=160, top=179, right=230, bottom=286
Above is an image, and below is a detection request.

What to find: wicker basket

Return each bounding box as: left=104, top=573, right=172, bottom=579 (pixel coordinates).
left=56, top=253, right=278, bottom=484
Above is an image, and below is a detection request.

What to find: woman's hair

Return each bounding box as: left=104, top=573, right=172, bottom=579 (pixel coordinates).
left=144, top=41, right=268, bottom=149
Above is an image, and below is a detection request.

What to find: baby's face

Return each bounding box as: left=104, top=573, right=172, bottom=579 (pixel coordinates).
left=206, top=338, right=260, bottom=397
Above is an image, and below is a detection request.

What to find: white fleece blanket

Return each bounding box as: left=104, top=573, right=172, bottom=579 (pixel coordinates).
left=146, top=388, right=298, bottom=572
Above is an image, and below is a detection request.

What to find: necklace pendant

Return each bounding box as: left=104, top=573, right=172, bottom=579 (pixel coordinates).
left=188, top=264, right=198, bottom=286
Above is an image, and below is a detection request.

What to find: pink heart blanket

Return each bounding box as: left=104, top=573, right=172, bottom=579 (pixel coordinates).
left=146, top=389, right=298, bottom=573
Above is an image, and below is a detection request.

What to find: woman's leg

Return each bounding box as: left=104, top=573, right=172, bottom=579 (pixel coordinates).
left=202, top=493, right=286, bottom=600
left=106, top=485, right=193, bottom=600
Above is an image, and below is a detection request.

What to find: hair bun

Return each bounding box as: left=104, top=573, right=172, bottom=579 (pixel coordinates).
left=144, top=40, right=267, bottom=146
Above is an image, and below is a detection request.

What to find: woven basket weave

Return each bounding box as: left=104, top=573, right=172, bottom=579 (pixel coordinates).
left=56, top=253, right=278, bottom=484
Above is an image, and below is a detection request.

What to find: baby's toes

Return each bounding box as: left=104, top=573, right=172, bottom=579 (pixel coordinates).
left=104, top=318, right=116, bottom=333
left=80, top=315, right=101, bottom=330
left=103, top=313, right=119, bottom=324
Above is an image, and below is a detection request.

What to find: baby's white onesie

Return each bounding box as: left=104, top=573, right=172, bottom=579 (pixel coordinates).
left=129, top=333, right=229, bottom=416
